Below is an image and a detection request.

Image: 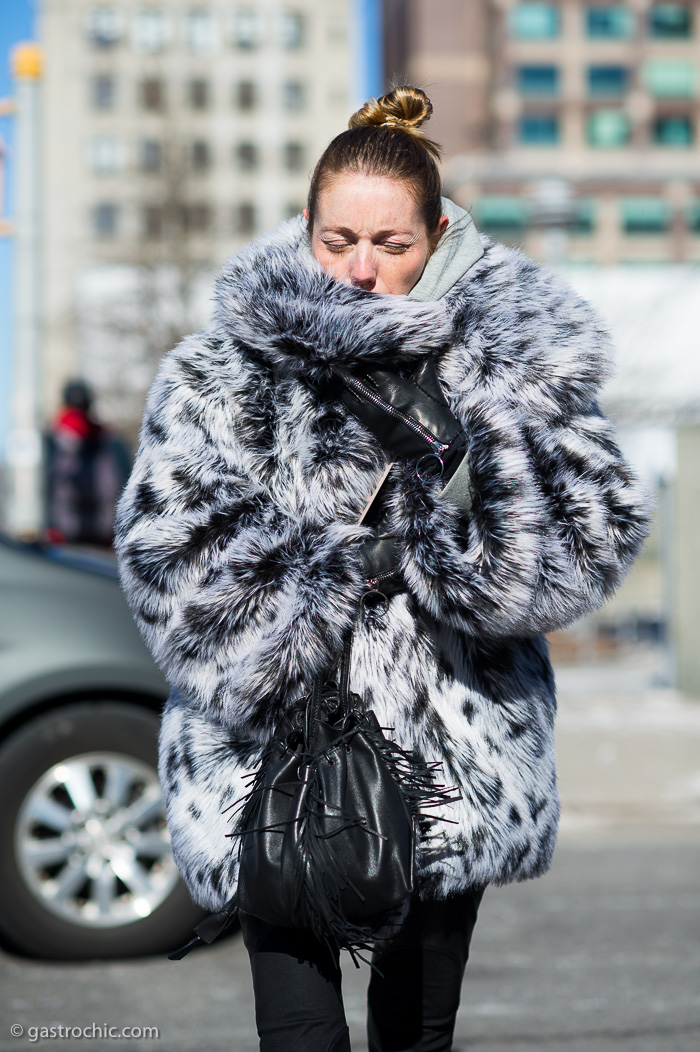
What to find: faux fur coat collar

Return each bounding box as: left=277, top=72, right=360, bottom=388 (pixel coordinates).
left=116, top=218, right=651, bottom=910
left=212, top=216, right=610, bottom=420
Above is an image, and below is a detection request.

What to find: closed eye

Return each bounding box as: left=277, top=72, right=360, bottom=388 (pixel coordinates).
left=321, top=239, right=351, bottom=252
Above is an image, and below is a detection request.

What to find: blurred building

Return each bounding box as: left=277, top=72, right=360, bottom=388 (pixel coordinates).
left=39, top=0, right=355, bottom=429
left=385, top=0, right=700, bottom=691
left=384, top=0, right=700, bottom=265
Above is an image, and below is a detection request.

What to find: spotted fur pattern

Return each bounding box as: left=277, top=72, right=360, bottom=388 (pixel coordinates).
left=115, top=218, right=651, bottom=910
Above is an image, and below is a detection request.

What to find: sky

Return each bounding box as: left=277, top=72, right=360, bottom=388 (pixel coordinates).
left=356, top=0, right=383, bottom=101
left=1, top=0, right=35, bottom=455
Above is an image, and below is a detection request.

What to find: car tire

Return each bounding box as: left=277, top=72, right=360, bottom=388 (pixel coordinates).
left=0, top=701, right=204, bottom=959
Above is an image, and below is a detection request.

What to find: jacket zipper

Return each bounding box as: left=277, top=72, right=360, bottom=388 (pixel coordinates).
left=343, top=374, right=449, bottom=456
left=365, top=567, right=397, bottom=589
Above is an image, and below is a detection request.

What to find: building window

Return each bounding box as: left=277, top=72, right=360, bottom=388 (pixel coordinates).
left=93, top=203, right=120, bottom=237
left=652, top=114, right=693, bottom=145
left=235, top=202, right=256, bottom=235
left=586, top=109, right=630, bottom=146
left=279, top=11, right=306, bottom=49
left=191, top=140, right=211, bottom=170
left=586, top=5, right=634, bottom=38
left=231, top=9, right=260, bottom=48
left=572, top=198, right=596, bottom=234
left=182, top=203, right=212, bottom=233
left=235, top=142, right=259, bottom=171
left=518, top=113, right=559, bottom=144
left=473, top=196, right=527, bottom=235
left=282, top=80, right=306, bottom=111
left=283, top=141, right=306, bottom=171
left=86, top=136, right=124, bottom=174
left=91, top=74, right=116, bottom=110
left=509, top=3, right=560, bottom=39
left=588, top=66, right=628, bottom=95
left=85, top=7, right=123, bottom=49
left=621, top=197, right=671, bottom=234
left=648, top=3, right=692, bottom=38
left=140, top=78, right=165, bottom=111
left=235, top=80, right=257, bottom=111
left=185, top=8, right=217, bottom=53
left=189, top=79, right=210, bottom=109
left=643, top=59, right=697, bottom=97
left=142, top=204, right=164, bottom=239
left=133, top=8, right=169, bottom=52
left=516, top=66, right=559, bottom=95
left=139, top=139, right=162, bottom=172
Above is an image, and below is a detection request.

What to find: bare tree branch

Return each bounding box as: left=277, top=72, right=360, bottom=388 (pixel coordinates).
left=78, top=130, right=218, bottom=444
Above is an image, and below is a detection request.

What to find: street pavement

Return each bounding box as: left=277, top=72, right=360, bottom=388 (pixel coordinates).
left=2, top=648, right=699, bottom=1052
left=555, top=648, right=700, bottom=830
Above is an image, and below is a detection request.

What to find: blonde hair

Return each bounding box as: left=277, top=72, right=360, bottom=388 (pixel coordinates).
left=348, top=86, right=441, bottom=160
left=307, top=86, right=443, bottom=235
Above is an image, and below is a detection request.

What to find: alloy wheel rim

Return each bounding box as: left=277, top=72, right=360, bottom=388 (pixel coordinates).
left=15, top=752, right=179, bottom=928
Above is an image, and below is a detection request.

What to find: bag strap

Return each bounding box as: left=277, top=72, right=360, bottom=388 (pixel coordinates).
left=310, top=356, right=474, bottom=724
left=307, top=661, right=328, bottom=736
left=308, top=631, right=354, bottom=728
left=338, top=632, right=353, bottom=710
left=167, top=893, right=239, bottom=960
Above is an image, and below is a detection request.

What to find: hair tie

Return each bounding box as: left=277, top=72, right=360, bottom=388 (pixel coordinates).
left=382, top=115, right=416, bottom=131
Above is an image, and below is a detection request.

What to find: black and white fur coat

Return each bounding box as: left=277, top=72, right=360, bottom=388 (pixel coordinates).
left=115, top=217, right=651, bottom=911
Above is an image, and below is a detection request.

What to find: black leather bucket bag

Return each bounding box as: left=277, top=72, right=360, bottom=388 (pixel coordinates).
left=233, top=636, right=437, bottom=958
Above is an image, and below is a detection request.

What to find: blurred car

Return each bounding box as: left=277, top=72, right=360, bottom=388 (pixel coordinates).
left=0, top=534, right=203, bottom=959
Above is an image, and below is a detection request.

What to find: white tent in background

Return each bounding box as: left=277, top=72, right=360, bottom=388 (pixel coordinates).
left=562, top=265, right=700, bottom=427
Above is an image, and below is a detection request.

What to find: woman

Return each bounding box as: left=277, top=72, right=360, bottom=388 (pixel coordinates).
left=115, top=87, right=650, bottom=1051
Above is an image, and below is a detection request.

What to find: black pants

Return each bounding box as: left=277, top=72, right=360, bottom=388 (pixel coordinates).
left=240, top=890, right=484, bottom=1052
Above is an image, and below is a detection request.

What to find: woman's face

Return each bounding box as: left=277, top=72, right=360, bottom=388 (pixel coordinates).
left=304, top=172, right=448, bottom=296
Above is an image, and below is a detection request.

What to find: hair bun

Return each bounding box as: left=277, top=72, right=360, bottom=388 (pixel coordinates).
left=348, top=86, right=440, bottom=158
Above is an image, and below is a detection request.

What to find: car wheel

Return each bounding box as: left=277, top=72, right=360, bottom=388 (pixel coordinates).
left=0, top=701, right=204, bottom=959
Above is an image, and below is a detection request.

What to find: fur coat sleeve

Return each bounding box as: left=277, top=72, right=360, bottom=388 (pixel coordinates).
left=389, top=244, right=652, bottom=638
left=114, top=337, right=373, bottom=738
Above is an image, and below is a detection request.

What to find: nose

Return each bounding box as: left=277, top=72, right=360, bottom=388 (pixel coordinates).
left=347, top=244, right=377, bottom=292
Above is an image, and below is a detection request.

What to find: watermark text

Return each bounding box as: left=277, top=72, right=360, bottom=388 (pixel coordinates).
left=10, top=1023, right=160, bottom=1042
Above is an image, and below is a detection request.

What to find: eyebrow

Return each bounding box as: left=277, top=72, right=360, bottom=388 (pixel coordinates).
left=319, top=226, right=417, bottom=239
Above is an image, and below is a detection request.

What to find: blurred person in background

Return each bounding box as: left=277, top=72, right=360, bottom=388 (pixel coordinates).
left=115, top=87, right=651, bottom=1051
left=44, top=379, right=131, bottom=546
